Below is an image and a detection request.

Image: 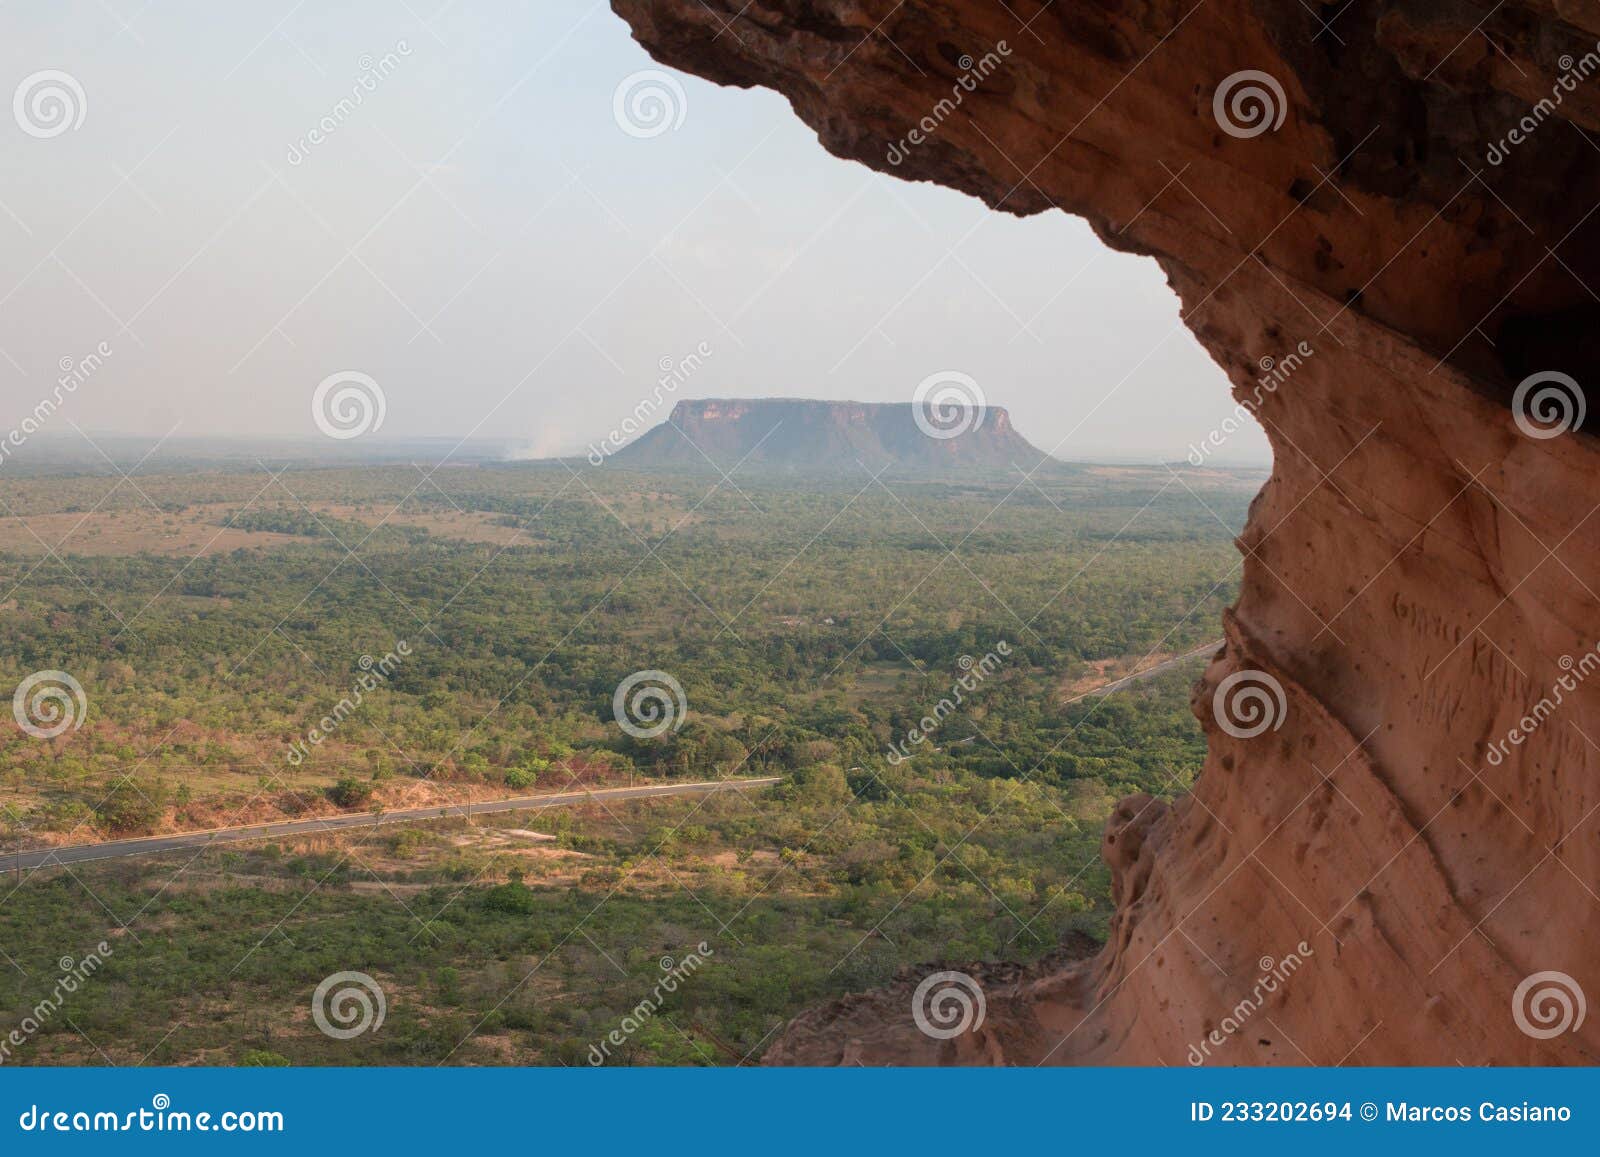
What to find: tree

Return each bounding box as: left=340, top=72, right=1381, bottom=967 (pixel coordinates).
left=95, top=776, right=169, bottom=835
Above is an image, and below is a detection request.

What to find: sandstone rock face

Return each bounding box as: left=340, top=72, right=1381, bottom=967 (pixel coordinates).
left=612, top=0, right=1600, bottom=1064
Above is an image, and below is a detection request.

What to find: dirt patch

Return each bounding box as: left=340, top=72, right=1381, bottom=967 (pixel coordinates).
left=0, top=509, right=301, bottom=556
left=707, top=849, right=779, bottom=867
left=0, top=502, right=530, bottom=558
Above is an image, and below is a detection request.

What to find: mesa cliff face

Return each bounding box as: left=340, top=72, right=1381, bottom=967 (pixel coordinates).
left=612, top=398, right=1047, bottom=471
left=612, top=0, right=1600, bottom=1064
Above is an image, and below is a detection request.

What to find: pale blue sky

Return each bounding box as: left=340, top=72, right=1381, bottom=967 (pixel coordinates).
left=0, top=0, right=1270, bottom=465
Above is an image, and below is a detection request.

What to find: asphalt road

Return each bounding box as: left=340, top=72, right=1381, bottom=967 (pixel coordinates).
left=2, top=777, right=783, bottom=872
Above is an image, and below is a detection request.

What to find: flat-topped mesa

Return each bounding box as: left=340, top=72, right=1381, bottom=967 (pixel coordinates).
left=611, top=397, right=1049, bottom=472
left=612, top=1, right=1600, bottom=1065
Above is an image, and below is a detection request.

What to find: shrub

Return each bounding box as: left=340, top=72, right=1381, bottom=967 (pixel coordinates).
left=95, top=777, right=169, bottom=835
left=483, top=878, right=536, bottom=914
left=327, top=777, right=374, bottom=809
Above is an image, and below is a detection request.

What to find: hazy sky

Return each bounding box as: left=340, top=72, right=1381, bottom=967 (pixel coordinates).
left=0, top=1, right=1270, bottom=466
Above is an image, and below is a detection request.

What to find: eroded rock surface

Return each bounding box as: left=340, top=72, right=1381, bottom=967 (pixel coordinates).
left=612, top=0, right=1600, bottom=1064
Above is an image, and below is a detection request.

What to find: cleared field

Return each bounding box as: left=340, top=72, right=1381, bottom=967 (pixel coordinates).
left=0, top=503, right=527, bottom=556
